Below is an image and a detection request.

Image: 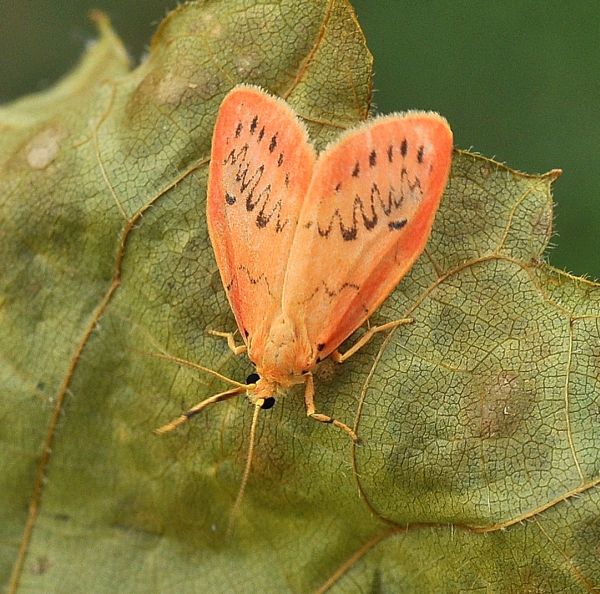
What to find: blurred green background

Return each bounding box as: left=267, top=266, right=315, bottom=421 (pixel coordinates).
left=1, top=1, right=598, bottom=277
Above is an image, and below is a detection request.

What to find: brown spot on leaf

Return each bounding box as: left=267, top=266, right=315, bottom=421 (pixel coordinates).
left=479, top=162, right=494, bottom=178
left=30, top=555, right=51, bottom=575
left=470, top=370, right=534, bottom=439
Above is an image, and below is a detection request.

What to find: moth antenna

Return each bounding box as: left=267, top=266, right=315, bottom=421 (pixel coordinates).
left=149, top=351, right=247, bottom=388
left=155, top=386, right=246, bottom=435
left=227, top=400, right=263, bottom=536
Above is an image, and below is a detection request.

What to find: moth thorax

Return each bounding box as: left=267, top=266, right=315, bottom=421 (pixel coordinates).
left=259, top=313, right=312, bottom=383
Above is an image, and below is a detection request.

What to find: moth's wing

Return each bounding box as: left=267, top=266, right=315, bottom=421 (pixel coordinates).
left=282, top=113, right=452, bottom=359
left=207, top=86, right=315, bottom=356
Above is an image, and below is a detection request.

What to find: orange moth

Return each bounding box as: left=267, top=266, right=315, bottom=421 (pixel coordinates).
left=157, top=85, right=452, bottom=446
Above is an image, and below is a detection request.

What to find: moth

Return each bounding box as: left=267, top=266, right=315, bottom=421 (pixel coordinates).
left=157, top=85, right=452, bottom=444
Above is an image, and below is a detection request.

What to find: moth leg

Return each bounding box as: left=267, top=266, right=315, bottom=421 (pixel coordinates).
left=303, top=373, right=358, bottom=443
left=208, top=330, right=247, bottom=356
left=155, top=386, right=245, bottom=434
left=330, top=318, right=414, bottom=364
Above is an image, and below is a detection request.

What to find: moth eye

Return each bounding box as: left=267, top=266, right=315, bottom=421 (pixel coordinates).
left=260, top=397, right=276, bottom=410
left=246, top=372, right=260, bottom=384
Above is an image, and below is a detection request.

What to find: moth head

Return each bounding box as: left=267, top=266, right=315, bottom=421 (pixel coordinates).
left=247, top=373, right=282, bottom=407
left=245, top=372, right=276, bottom=409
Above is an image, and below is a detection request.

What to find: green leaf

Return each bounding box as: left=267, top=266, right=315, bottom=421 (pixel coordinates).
left=1, top=2, right=598, bottom=593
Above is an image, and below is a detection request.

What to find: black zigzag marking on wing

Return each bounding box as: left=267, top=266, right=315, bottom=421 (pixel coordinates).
left=226, top=265, right=275, bottom=299
left=317, top=171, right=422, bottom=241
left=224, top=144, right=289, bottom=232
left=301, top=280, right=360, bottom=305
left=238, top=265, right=274, bottom=299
